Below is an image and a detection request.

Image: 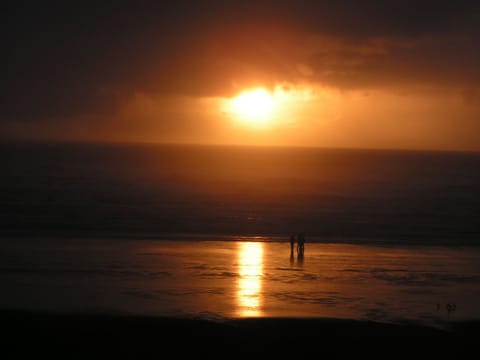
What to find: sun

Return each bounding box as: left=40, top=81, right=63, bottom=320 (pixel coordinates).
left=228, top=88, right=275, bottom=128
left=222, top=84, right=318, bottom=130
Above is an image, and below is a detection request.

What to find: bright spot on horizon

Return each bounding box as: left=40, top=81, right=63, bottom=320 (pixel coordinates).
left=228, top=88, right=275, bottom=128
left=222, top=84, right=319, bottom=131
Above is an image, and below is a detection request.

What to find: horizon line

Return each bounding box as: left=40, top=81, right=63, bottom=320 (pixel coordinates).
left=1, top=138, right=479, bottom=154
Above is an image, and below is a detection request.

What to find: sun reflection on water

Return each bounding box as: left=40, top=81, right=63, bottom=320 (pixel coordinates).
left=237, top=242, right=264, bottom=317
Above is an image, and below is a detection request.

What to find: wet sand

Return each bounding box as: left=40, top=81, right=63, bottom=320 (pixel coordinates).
left=2, top=239, right=480, bottom=324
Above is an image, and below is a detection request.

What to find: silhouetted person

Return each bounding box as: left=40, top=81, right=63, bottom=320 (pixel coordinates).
left=297, top=233, right=305, bottom=256
left=446, top=303, right=456, bottom=316
left=289, top=235, right=296, bottom=256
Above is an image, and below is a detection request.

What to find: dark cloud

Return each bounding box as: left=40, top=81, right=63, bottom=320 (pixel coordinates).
left=3, top=1, right=480, bottom=123
left=306, top=35, right=480, bottom=89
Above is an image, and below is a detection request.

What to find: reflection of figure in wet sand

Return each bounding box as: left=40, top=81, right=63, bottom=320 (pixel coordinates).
left=297, top=250, right=304, bottom=265
left=297, top=233, right=305, bottom=256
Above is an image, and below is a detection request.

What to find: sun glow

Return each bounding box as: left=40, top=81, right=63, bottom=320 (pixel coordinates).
left=223, top=84, right=319, bottom=130
left=229, top=88, right=274, bottom=127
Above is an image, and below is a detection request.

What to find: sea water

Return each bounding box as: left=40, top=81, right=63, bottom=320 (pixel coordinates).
left=1, top=142, right=480, bottom=325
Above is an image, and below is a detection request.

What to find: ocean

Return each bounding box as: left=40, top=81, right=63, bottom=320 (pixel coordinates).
left=2, top=142, right=480, bottom=243
left=1, top=142, right=480, bottom=325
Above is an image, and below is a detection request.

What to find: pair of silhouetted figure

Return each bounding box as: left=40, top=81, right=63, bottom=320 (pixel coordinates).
left=437, top=303, right=456, bottom=315
left=289, top=233, right=306, bottom=257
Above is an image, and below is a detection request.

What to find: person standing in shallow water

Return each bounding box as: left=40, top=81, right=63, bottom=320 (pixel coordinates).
left=297, top=233, right=305, bottom=256
left=289, top=235, right=296, bottom=256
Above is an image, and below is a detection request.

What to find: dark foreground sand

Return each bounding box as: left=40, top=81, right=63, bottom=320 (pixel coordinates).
left=2, top=310, right=478, bottom=357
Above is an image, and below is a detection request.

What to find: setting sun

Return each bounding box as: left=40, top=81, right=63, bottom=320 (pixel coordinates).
left=228, top=88, right=275, bottom=127
left=222, top=84, right=320, bottom=132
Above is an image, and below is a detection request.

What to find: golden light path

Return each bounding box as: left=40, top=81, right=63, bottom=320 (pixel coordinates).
left=236, top=242, right=264, bottom=317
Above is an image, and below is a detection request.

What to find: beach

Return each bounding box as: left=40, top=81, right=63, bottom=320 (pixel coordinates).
left=2, top=144, right=480, bottom=354
left=2, top=239, right=479, bottom=326
left=4, top=238, right=480, bottom=358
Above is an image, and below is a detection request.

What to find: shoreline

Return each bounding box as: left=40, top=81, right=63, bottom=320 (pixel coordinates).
left=2, top=233, right=479, bottom=248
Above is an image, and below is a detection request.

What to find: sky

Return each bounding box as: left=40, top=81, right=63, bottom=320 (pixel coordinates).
left=3, top=1, right=480, bottom=151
